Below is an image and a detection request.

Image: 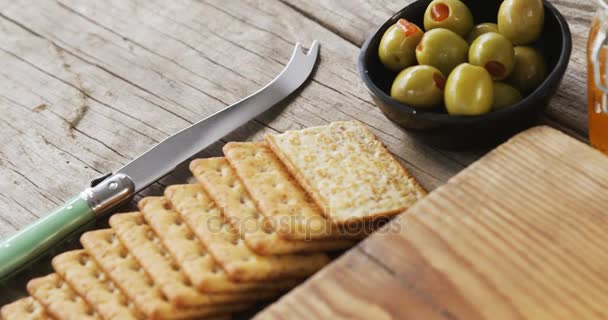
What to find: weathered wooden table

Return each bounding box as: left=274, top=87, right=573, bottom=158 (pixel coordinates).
left=0, top=0, right=590, bottom=305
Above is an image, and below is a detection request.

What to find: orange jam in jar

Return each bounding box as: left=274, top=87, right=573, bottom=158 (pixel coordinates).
left=588, top=0, right=608, bottom=153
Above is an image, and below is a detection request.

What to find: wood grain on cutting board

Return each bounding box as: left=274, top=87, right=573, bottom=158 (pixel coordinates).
left=256, top=126, right=608, bottom=320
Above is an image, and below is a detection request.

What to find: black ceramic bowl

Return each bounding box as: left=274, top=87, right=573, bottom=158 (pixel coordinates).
left=359, top=0, right=572, bottom=148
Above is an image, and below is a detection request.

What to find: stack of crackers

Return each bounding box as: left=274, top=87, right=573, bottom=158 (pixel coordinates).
left=0, top=121, right=425, bottom=320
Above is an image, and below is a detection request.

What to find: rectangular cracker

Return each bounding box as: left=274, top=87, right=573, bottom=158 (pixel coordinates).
left=109, top=212, right=275, bottom=308
left=165, top=183, right=331, bottom=282
left=265, top=121, right=426, bottom=224
left=0, top=297, right=51, bottom=320
left=190, top=158, right=355, bottom=254
left=26, top=273, right=100, bottom=320
left=51, top=250, right=143, bottom=320
left=138, top=196, right=300, bottom=293
left=224, top=142, right=369, bottom=240
left=81, top=229, right=248, bottom=320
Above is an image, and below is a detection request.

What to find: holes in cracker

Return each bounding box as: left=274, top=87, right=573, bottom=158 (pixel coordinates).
left=211, top=266, right=220, bottom=274
left=145, top=230, right=155, bottom=241
left=182, top=277, right=192, bottom=287
left=160, top=292, right=169, bottom=302
left=174, top=216, right=183, bottom=226
left=262, top=225, right=273, bottom=234
left=79, top=255, right=89, bottom=266
left=25, top=301, right=35, bottom=313
left=163, top=201, right=172, bottom=210
left=135, top=215, right=145, bottom=225
left=185, top=231, right=196, bottom=241
left=119, top=248, right=129, bottom=259
left=55, top=281, right=64, bottom=289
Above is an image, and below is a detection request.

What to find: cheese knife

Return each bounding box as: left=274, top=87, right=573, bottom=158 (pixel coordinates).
left=0, top=41, right=319, bottom=281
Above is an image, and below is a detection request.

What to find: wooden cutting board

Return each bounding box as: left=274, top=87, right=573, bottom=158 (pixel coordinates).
left=255, top=126, right=608, bottom=320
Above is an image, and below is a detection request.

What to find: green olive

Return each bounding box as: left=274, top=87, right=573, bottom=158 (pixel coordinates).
left=416, top=28, right=469, bottom=76
left=493, top=82, right=522, bottom=110
left=445, top=63, right=493, bottom=115
left=498, top=0, right=544, bottom=45
left=469, top=32, right=515, bottom=80
left=506, top=46, right=546, bottom=94
left=423, top=0, right=474, bottom=37
left=467, top=23, right=499, bottom=44
left=391, top=65, right=446, bottom=108
left=378, top=19, right=424, bottom=71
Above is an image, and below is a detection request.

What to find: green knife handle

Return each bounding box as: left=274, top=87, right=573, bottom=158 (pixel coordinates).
left=0, top=196, right=93, bottom=280
left=0, top=173, right=135, bottom=281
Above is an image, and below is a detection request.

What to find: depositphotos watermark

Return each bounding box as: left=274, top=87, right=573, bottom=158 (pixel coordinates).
left=202, top=210, right=403, bottom=240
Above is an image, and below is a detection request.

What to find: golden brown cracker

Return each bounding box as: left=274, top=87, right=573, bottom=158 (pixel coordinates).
left=52, top=250, right=143, bottom=320
left=0, top=297, right=51, bottom=320
left=190, top=158, right=355, bottom=254
left=265, top=121, right=426, bottom=224
left=138, top=196, right=300, bottom=293
left=26, top=273, right=100, bottom=320
left=80, top=229, right=247, bottom=320
left=109, top=212, right=275, bottom=307
left=224, top=142, right=368, bottom=240
left=165, top=183, right=330, bottom=282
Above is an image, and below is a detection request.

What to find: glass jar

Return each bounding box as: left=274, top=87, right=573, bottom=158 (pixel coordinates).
left=588, top=0, right=608, bottom=153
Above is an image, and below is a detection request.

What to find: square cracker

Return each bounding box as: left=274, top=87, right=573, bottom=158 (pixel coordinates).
left=224, top=142, right=369, bottom=240
left=138, top=196, right=299, bottom=293
left=109, top=212, right=276, bottom=308
left=81, top=229, right=247, bottom=320
left=165, top=184, right=331, bottom=282
left=26, top=273, right=100, bottom=320
left=265, top=120, right=426, bottom=224
left=0, top=297, right=51, bottom=320
left=51, top=250, right=143, bottom=320
left=190, top=158, right=355, bottom=254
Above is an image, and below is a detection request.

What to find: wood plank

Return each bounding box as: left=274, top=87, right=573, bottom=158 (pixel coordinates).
left=256, top=126, right=608, bottom=319
left=257, top=247, right=451, bottom=320
left=0, top=0, right=478, bottom=239
left=280, top=0, right=592, bottom=136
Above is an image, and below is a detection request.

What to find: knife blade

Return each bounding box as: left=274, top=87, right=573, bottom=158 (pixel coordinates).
left=118, top=40, right=319, bottom=193
left=0, top=41, right=319, bottom=281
